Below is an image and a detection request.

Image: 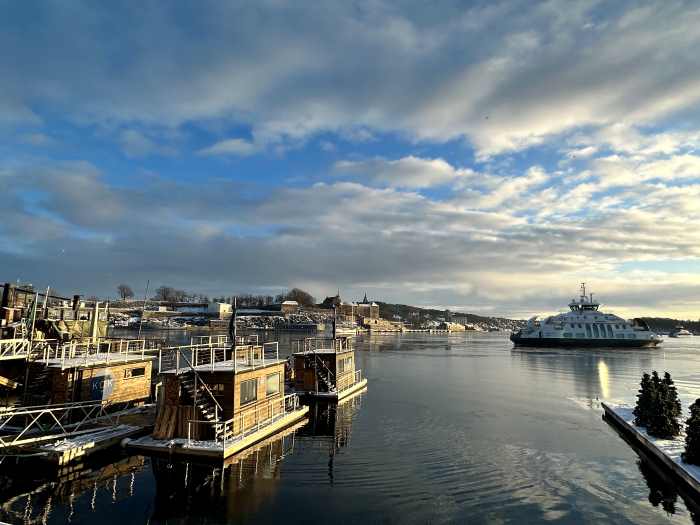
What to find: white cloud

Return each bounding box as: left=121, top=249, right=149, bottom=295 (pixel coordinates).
left=4, top=2, right=700, bottom=156
left=334, top=156, right=473, bottom=188
left=198, top=138, right=258, bottom=157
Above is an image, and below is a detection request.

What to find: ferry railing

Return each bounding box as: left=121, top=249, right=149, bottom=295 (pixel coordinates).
left=0, top=400, right=133, bottom=448
left=157, top=338, right=279, bottom=375
left=186, top=393, right=300, bottom=448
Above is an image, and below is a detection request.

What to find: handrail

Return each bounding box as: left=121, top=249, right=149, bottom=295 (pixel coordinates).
left=174, top=346, right=223, bottom=415
left=186, top=394, right=300, bottom=447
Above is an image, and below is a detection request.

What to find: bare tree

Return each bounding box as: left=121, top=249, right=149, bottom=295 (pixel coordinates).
left=117, top=284, right=134, bottom=300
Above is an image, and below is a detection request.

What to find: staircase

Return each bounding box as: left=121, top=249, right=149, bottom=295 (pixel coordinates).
left=306, top=353, right=336, bottom=393
left=180, top=373, right=226, bottom=439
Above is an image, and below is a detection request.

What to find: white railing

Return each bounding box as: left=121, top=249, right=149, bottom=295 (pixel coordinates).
left=40, top=339, right=148, bottom=369
left=158, top=339, right=280, bottom=374
left=187, top=394, right=301, bottom=448
left=0, top=338, right=30, bottom=359
left=336, top=369, right=363, bottom=393
left=0, top=400, right=132, bottom=448
left=291, top=336, right=350, bottom=354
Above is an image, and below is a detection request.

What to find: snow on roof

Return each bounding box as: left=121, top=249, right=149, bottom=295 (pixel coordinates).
left=282, top=300, right=299, bottom=305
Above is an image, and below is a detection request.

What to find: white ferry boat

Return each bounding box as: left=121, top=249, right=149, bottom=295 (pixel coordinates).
left=669, top=327, right=692, bottom=338
left=510, top=284, right=662, bottom=348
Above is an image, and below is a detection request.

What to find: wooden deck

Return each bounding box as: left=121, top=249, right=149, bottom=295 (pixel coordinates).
left=127, top=405, right=309, bottom=459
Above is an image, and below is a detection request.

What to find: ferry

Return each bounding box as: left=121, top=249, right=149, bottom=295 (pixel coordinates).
left=510, top=284, right=662, bottom=348
left=669, top=326, right=692, bottom=338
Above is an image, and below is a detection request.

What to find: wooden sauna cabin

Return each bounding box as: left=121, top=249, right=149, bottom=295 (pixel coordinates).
left=26, top=339, right=155, bottom=406
left=292, top=337, right=367, bottom=401
left=128, top=336, right=308, bottom=459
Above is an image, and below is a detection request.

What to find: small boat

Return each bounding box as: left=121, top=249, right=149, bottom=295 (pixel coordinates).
left=669, top=327, right=692, bottom=338
left=510, top=284, right=662, bottom=348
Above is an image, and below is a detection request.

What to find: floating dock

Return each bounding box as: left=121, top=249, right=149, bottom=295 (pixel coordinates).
left=35, top=424, right=146, bottom=465
left=602, top=402, right=700, bottom=495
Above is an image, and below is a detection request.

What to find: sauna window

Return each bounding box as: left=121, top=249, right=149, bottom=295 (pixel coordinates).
left=124, top=367, right=145, bottom=379
left=266, top=373, right=280, bottom=396
left=240, top=379, right=257, bottom=405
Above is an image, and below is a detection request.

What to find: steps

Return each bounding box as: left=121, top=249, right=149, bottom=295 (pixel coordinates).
left=305, top=353, right=336, bottom=393
left=180, top=374, right=225, bottom=438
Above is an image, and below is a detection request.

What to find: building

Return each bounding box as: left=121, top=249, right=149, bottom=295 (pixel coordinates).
left=292, top=336, right=367, bottom=401
left=280, top=300, right=299, bottom=314
left=208, top=302, right=233, bottom=318
left=129, top=335, right=308, bottom=459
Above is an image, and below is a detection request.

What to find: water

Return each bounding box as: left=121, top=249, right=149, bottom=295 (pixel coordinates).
left=3, top=332, right=700, bottom=524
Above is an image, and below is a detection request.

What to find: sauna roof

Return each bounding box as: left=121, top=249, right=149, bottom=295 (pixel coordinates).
left=161, top=357, right=286, bottom=375
left=44, top=353, right=156, bottom=369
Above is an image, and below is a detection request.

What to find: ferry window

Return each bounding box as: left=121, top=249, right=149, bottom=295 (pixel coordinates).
left=240, top=379, right=257, bottom=405
left=266, top=373, right=280, bottom=396
left=578, top=324, right=582, bottom=328
left=124, top=367, right=145, bottom=379
left=585, top=324, right=592, bottom=337
left=592, top=324, right=600, bottom=337
left=606, top=325, right=614, bottom=337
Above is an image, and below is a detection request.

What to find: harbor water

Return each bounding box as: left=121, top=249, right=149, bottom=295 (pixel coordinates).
left=2, top=332, right=700, bottom=524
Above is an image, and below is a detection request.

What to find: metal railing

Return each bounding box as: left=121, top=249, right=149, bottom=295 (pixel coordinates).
left=336, top=369, right=363, bottom=393
left=291, top=336, right=351, bottom=354
left=186, top=394, right=301, bottom=448
left=40, top=339, right=148, bottom=369
left=158, top=339, right=280, bottom=374
left=0, top=400, right=132, bottom=448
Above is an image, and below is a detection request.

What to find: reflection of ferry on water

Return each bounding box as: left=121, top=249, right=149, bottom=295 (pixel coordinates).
left=510, top=284, right=662, bottom=348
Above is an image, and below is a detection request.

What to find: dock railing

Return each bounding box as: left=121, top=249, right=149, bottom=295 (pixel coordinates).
left=158, top=337, right=280, bottom=374
left=186, top=393, right=301, bottom=448
left=336, top=369, right=363, bottom=393
left=40, top=339, right=149, bottom=369
left=291, top=336, right=350, bottom=354
left=0, top=400, right=133, bottom=448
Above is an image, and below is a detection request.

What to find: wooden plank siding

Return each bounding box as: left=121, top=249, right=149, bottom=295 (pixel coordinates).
left=48, top=360, right=153, bottom=405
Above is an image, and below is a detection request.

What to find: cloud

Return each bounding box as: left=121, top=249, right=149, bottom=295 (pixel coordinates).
left=334, top=156, right=473, bottom=188
left=198, top=138, right=258, bottom=157
left=119, top=129, right=177, bottom=158
left=4, top=152, right=700, bottom=317
left=3, top=2, right=700, bottom=156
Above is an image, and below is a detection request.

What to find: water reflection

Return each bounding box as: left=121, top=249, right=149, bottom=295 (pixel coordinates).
left=299, top=391, right=365, bottom=484
left=0, top=453, right=146, bottom=524
left=150, top=420, right=305, bottom=522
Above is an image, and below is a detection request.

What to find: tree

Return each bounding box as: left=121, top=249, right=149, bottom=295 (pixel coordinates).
left=647, top=371, right=681, bottom=439
left=284, top=288, right=315, bottom=306
left=117, top=284, right=134, bottom=300
left=634, top=373, right=654, bottom=427
left=684, top=399, right=700, bottom=465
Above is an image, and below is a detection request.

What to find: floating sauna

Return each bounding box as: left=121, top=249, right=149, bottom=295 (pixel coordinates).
left=291, top=337, right=367, bottom=401
left=128, top=335, right=308, bottom=459
left=27, top=339, right=155, bottom=406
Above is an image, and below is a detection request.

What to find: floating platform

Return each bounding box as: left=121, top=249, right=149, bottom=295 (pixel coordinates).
left=298, top=379, right=368, bottom=402
left=602, top=402, right=700, bottom=496
left=33, top=424, right=147, bottom=465
left=127, top=405, right=309, bottom=459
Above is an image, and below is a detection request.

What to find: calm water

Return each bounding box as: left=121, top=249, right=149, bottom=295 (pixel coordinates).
left=3, top=332, right=700, bottom=524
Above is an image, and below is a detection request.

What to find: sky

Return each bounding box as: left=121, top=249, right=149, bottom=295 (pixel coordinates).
left=2, top=0, right=700, bottom=319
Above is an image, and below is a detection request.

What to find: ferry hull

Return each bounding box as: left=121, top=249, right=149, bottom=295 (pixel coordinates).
left=510, top=334, right=661, bottom=348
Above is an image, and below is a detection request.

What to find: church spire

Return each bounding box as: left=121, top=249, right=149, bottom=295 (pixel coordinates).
left=363, top=292, right=368, bottom=303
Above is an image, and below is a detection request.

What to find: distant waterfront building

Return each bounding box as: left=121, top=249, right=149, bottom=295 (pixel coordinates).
left=336, top=293, right=379, bottom=320
left=208, top=302, right=232, bottom=318
left=280, top=300, right=299, bottom=314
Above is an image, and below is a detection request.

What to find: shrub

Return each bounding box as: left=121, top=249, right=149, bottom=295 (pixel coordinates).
left=683, top=399, right=700, bottom=465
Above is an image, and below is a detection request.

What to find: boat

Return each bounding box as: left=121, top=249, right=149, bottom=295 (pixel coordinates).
left=510, top=284, right=662, bottom=348
left=669, top=326, right=692, bottom=338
